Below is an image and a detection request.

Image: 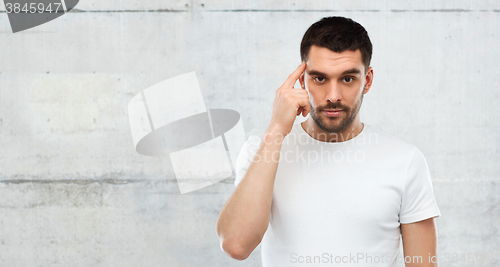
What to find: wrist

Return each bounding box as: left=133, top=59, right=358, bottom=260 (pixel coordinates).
left=266, top=123, right=287, bottom=136
left=263, top=125, right=287, bottom=146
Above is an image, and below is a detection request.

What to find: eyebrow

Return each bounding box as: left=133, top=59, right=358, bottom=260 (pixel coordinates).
left=307, top=68, right=361, bottom=77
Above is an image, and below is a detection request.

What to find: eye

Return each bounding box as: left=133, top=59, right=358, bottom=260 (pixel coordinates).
left=343, top=77, right=354, bottom=83
left=313, top=77, right=326, bottom=83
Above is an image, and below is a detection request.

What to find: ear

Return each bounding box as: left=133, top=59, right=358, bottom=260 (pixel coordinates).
left=299, top=72, right=305, bottom=89
left=363, top=67, right=374, bottom=94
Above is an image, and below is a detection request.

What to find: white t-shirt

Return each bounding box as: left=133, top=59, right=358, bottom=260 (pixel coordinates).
left=234, top=123, right=441, bottom=267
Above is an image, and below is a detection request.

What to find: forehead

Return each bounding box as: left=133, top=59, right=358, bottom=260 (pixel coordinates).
left=306, top=45, right=364, bottom=75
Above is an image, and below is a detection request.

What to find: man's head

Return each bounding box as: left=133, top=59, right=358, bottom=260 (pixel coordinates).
left=300, top=16, right=372, bottom=72
left=298, top=16, right=374, bottom=134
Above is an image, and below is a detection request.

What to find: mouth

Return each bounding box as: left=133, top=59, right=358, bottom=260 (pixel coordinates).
left=323, top=109, right=343, bottom=117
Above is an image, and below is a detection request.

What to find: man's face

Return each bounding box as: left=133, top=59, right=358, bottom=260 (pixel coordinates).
left=299, top=45, right=373, bottom=133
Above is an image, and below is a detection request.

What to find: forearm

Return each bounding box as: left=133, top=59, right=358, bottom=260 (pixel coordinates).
left=216, top=127, right=285, bottom=260
left=401, top=218, right=439, bottom=267
left=403, top=251, right=438, bottom=267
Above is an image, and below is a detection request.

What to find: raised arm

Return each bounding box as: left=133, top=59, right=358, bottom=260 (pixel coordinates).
left=216, top=61, right=309, bottom=260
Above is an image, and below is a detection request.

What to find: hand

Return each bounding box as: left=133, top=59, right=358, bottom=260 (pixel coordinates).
left=267, top=61, right=310, bottom=137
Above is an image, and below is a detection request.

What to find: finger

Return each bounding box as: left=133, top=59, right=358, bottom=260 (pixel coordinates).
left=298, top=96, right=310, bottom=117
left=302, top=103, right=310, bottom=117
left=305, top=95, right=311, bottom=116
left=282, top=61, right=306, bottom=89
left=297, top=107, right=302, bottom=116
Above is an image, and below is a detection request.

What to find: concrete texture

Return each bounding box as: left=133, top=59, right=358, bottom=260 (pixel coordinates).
left=0, top=0, right=499, bottom=266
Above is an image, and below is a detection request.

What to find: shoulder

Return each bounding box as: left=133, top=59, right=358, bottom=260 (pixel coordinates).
left=364, top=124, right=418, bottom=156
left=242, top=134, right=262, bottom=155
left=247, top=134, right=262, bottom=146
left=237, top=134, right=262, bottom=161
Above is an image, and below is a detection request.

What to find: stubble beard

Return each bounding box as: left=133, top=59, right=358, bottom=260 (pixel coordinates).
left=309, top=93, right=363, bottom=134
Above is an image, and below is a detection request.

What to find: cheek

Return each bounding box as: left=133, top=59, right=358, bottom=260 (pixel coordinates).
left=303, top=81, right=313, bottom=97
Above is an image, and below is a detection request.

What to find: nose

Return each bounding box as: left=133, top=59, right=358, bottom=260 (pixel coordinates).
left=325, top=81, right=342, bottom=102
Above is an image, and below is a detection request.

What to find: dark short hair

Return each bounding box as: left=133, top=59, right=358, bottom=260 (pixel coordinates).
left=300, top=16, right=372, bottom=71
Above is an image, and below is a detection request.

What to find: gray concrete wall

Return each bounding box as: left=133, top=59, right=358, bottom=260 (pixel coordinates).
left=0, top=1, right=499, bottom=266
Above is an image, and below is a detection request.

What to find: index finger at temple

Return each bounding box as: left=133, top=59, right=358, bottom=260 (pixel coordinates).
left=282, top=61, right=306, bottom=89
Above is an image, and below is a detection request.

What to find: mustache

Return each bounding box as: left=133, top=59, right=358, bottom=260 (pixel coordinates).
left=319, top=102, right=349, bottom=111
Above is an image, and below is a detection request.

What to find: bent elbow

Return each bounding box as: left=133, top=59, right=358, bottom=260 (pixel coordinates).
left=220, top=240, right=252, bottom=261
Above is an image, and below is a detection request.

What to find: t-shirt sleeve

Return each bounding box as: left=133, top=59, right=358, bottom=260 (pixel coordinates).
left=399, top=146, right=441, bottom=224
left=234, top=135, right=262, bottom=187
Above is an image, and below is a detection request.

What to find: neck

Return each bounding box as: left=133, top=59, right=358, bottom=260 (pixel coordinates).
left=301, top=117, right=364, bottom=143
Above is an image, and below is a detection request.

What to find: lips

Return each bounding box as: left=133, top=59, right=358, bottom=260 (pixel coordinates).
left=323, top=109, right=343, bottom=117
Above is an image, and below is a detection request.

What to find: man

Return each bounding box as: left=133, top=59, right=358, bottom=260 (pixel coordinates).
left=216, top=16, right=440, bottom=267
